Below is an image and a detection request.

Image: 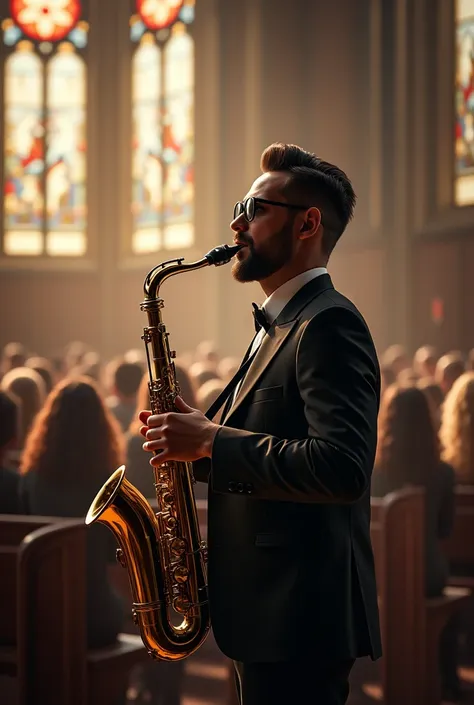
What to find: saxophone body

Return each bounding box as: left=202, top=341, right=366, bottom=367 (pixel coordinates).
left=86, top=244, right=240, bottom=661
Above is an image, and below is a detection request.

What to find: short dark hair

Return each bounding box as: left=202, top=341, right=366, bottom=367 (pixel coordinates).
left=260, top=142, right=356, bottom=256
left=114, top=361, right=144, bottom=398
left=0, top=389, right=20, bottom=448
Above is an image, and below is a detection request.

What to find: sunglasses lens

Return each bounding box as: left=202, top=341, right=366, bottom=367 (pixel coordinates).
left=245, top=198, right=254, bottom=221
left=233, top=203, right=243, bottom=220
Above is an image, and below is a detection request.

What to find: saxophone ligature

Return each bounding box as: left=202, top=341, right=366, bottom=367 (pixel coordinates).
left=86, top=243, right=241, bottom=661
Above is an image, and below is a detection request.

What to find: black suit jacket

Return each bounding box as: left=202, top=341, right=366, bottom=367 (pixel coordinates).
left=194, top=274, right=382, bottom=663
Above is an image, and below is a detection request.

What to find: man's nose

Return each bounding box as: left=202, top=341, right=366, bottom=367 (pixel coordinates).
left=230, top=213, right=247, bottom=232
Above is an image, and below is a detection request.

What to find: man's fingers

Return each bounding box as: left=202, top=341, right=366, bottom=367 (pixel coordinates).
left=150, top=451, right=168, bottom=466
left=139, top=409, right=152, bottom=424
left=143, top=439, right=165, bottom=452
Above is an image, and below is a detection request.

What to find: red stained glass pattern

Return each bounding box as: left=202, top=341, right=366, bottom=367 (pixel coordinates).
left=136, top=0, right=183, bottom=31
left=10, top=0, right=81, bottom=42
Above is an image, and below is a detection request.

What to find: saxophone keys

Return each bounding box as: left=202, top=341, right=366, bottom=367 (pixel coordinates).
left=170, top=537, right=187, bottom=556
left=173, top=564, right=190, bottom=583
left=173, top=595, right=191, bottom=614
left=165, top=515, right=177, bottom=530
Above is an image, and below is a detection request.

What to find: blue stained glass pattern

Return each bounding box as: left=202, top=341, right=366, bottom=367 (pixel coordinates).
left=68, top=26, right=88, bottom=49
left=179, top=5, right=194, bottom=23
left=3, top=23, right=23, bottom=46
left=130, top=18, right=146, bottom=43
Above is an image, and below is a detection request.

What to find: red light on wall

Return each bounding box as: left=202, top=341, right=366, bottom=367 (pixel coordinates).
left=431, top=297, right=444, bottom=325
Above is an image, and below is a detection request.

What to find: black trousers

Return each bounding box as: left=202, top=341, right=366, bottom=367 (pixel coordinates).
left=233, top=658, right=355, bottom=705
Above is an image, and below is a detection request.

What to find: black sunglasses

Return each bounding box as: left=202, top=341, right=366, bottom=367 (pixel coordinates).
left=233, top=196, right=311, bottom=222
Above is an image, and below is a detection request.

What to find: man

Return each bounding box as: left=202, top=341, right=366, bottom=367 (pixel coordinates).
left=140, top=143, right=381, bottom=705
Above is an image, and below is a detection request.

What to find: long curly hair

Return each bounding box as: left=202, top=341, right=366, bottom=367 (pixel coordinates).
left=440, top=372, right=474, bottom=483
left=20, top=376, right=125, bottom=486
left=375, top=383, right=439, bottom=486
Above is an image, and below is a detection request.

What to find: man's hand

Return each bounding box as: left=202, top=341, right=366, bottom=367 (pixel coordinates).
left=139, top=396, right=220, bottom=466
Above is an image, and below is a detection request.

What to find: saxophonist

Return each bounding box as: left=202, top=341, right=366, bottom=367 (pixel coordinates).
left=140, top=143, right=381, bottom=705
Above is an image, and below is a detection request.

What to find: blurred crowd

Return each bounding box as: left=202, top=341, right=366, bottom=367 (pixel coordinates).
left=0, top=338, right=240, bottom=704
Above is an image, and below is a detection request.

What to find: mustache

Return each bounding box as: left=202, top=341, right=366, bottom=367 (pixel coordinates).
left=236, top=233, right=254, bottom=247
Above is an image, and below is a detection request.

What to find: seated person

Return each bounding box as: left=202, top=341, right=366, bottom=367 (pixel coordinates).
left=19, top=376, right=125, bottom=649
left=0, top=389, right=21, bottom=514
left=372, top=383, right=458, bottom=700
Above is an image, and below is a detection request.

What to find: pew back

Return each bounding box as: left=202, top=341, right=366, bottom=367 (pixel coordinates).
left=17, top=519, right=88, bottom=705
left=444, top=484, right=474, bottom=566
left=370, top=488, right=426, bottom=705
left=0, top=515, right=58, bottom=649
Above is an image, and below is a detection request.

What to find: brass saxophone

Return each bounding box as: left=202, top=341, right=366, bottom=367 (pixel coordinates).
left=86, top=243, right=241, bottom=661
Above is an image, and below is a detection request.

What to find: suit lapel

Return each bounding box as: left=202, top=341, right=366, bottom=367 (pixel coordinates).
left=222, top=319, right=298, bottom=425
left=221, top=273, right=334, bottom=426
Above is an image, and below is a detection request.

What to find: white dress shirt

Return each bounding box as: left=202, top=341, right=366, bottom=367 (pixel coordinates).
left=231, top=267, right=328, bottom=406
left=249, top=267, right=328, bottom=357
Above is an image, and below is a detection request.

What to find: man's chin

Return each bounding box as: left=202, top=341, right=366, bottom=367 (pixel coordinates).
left=231, top=262, right=255, bottom=283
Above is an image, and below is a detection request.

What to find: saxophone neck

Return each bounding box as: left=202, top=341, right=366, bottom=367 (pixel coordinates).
left=143, top=244, right=241, bottom=301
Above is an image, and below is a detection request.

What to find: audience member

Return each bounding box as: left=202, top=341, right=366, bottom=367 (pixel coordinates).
left=218, top=356, right=240, bottom=383
left=106, top=360, right=143, bottom=431
left=413, top=345, right=437, bottom=378
left=19, top=377, right=125, bottom=649
left=380, top=344, right=410, bottom=377
left=371, top=384, right=458, bottom=700
left=0, top=390, right=21, bottom=513
left=435, top=353, right=466, bottom=397
left=417, top=377, right=444, bottom=429
left=0, top=367, right=46, bottom=449
left=195, top=340, right=219, bottom=368
left=63, top=340, right=90, bottom=372
left=188, top=361, right=219, bottom=390
left=440, top=372, right=474, bottom=484
left=196, top=378, right=226, bottom=413
left=1, top=342, right=27, bottom=376
left=26, top=356, right=54, bottom=394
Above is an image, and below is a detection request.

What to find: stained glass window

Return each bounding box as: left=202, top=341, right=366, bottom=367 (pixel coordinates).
left=2, top=0, right=88, bottom=257
left=131, top=0, right=195, bottom=254
left=455, top=0, right=474, bottom=205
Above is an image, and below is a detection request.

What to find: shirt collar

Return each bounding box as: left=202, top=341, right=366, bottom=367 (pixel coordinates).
left=261, top=267, right=328, bottom=324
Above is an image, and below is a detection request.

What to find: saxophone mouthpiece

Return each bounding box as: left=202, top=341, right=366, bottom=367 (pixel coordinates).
left=204, top=244, right=242, bottom=266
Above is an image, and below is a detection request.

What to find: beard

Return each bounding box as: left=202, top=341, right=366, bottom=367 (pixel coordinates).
left=231, top=221, right=294, bottom=283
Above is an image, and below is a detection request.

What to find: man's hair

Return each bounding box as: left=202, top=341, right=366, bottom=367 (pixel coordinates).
left=114, top=361, right=144, bottom=398
left=260, top=143, right=356, bottom=256
left=0, top=389, right=20, bottom=449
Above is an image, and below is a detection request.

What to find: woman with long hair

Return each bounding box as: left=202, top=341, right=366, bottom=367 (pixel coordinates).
left=20, top=376, right=125, bottom=649
left=373, top=383, right=454, bottom=590
left=372, top=383, right=458, bottom=699
left=440, top=372, right=474, bottom=484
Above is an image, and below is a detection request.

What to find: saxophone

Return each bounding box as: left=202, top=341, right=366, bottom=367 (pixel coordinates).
left=86, top=243, right=241, bottom=661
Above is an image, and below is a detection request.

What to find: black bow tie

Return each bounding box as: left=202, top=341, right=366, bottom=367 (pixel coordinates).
left=252, top=302, right=270, bottom=333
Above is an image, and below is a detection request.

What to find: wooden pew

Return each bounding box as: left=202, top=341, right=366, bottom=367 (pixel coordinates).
left=370, top=488, right=470, bottom=705
left=444, top=484, right=474, bottom=588
left=0, top=516, right=148, bottom=705
left=0, top=514, right=58, bottom=680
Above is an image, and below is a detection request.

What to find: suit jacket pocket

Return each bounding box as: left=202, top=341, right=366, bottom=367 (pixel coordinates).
left=252, top=385, right=284, bottom=403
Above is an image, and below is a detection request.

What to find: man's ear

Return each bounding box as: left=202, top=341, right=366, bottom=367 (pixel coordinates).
left=298, top=207, right=322, bottom=239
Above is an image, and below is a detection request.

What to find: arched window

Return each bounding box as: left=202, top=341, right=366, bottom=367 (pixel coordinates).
left=130, top=0, right=195, bottom=254
left=2, top=0, right=88, bottom=257
left=455, top=0, right=474, bottom=206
